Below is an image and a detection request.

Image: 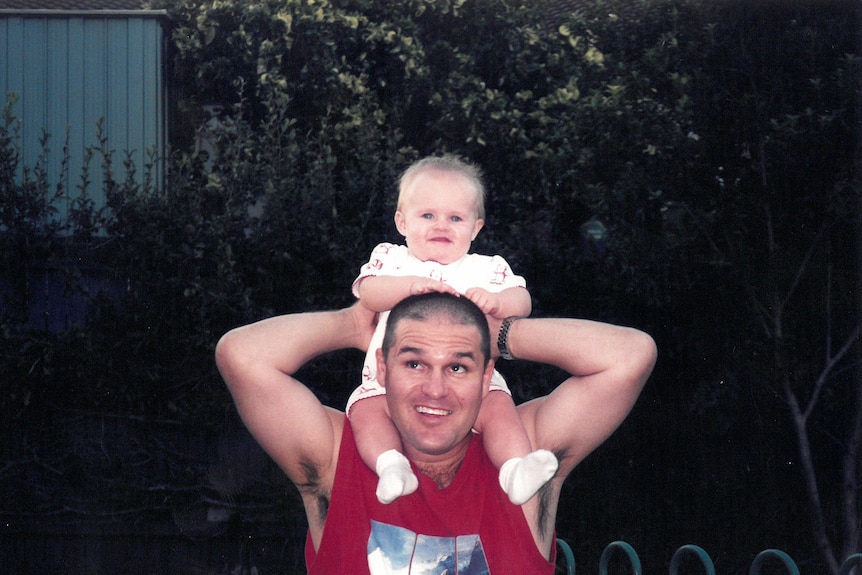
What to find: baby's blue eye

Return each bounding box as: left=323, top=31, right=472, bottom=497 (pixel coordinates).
left=450, top=215, right=463, bottom=222
left=421, top=213, right=434, bottom=220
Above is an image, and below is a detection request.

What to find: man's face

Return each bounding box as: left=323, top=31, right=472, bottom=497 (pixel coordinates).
left=377, top=315, right=494, bottom=464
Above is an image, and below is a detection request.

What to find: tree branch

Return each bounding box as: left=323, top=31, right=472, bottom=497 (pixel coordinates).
left=841, top=375, right=862, bottom=560
left=803, top=324, right=861, bottom=421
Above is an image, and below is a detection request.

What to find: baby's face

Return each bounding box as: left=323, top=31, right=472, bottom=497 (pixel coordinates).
left=395, top=169, right=484, bottom=264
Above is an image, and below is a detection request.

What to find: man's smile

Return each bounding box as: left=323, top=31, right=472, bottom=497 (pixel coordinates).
left=415, top=405, right=452, bottom=416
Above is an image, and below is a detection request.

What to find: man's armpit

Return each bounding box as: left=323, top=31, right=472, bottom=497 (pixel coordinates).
left=296, top=458, right=330, bottom=523
left=536, top=447, right=569, bottom=541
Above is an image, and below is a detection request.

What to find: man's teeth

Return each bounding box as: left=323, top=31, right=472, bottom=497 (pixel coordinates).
left=416, top=406, right=451, bottom=416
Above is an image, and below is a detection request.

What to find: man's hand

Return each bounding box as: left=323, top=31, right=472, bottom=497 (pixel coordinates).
left=341, top=301, right=379, bottom=353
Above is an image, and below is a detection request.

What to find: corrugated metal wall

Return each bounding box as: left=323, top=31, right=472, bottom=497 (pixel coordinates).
left=0, top=12, right=166, bottom=219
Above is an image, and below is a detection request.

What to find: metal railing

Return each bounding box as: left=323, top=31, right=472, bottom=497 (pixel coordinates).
left=556, top=539, right=862, bottom=575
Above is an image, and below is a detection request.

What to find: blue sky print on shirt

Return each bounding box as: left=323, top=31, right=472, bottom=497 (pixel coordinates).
left=367, top=520, right=491, bottom=575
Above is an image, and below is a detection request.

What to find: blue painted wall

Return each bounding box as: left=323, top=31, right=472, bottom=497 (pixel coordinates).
left=0, top=11, right=167, bottom=219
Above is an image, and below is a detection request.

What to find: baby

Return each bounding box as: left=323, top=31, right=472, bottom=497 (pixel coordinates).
left=348, top=155, right=558, bottom=505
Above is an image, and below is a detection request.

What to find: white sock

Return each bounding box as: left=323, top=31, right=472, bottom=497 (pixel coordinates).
left=375, top=449, right=419, bottom=504
left=498, top=449, right=559, bottom=505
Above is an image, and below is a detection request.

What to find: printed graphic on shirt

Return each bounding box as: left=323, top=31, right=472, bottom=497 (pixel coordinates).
left=367, top=520, right=491, bottom=575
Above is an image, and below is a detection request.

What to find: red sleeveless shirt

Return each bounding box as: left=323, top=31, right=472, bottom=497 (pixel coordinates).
left=304, top=418, right=555, bottom=574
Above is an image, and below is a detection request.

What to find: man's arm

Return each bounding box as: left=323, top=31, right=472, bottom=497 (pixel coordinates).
left=488, top=315, right=655, bottom=559
left=214, top=304, right=377, bottom=488
left=502, top=317, right=657, bottom=476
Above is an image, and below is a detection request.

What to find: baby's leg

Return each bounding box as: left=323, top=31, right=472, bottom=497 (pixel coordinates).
left=475, top=390, right=558, bottom=505
left=350, top=395, right=418, bottom=504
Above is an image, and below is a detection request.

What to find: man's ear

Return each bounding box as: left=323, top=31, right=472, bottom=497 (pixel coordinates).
left=376, top=348, right=388, bottom=388
left=472, top=218, right=485, bottom=241
left=394, top=211, right=407, bottom=237
left=482, top=358, right=495, bottom=398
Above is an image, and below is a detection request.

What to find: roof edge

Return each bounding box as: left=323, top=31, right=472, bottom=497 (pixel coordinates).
left=0, top=9, right=169, bottom=18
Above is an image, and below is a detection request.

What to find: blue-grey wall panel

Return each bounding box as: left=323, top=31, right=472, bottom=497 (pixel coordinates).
left=83, top=18, right=107, bottom=216
left=23, top=18, right=48, bottom=172
left=46, top=18, right=71, bottom=206
left=0, top=19, right=6, bottom=97
left=142, top=18, right=165, bottom=187
left=0, top=14, right=166, bottom=222
left=107, top=19, right=128, bottom=159
left=66, top=18, right=86, bottom=210
left=1, top=18, right=26, bottom=118
left=126, top=18, right=145, bottom=170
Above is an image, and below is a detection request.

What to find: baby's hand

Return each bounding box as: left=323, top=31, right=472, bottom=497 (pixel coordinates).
left=410, top=278, right=459, bottom=297
left=464, top=287, right=501, bottom=316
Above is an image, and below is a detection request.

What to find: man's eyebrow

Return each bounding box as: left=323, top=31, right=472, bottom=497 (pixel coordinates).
left=396, top=346, right=422, bottom=356
left=394, top=347, right=478, bottom=362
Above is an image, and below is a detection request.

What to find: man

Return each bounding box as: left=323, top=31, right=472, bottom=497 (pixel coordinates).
left=215, top=293, right=656, bottom=573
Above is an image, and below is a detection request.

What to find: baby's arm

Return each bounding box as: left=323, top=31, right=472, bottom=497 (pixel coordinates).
left=465, top=285, right=531, bottom=319
left=476, top=389, right=558, bottom=505
left=356, top=275, right=460, bottom=312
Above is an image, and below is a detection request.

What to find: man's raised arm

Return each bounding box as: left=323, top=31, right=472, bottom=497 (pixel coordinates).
left=214, top=304, right=377, bottom=485
left=502, top=317, right=657, bottom=477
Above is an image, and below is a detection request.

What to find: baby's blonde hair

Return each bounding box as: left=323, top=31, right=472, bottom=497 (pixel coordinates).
left=397, top=155, right=486, bottom=220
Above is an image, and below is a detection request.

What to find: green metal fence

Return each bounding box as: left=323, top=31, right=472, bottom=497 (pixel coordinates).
left=556, top=539, right=862, bottom=575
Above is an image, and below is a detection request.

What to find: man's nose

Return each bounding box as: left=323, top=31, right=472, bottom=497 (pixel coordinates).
left=421, top=370, right=448, bottom=398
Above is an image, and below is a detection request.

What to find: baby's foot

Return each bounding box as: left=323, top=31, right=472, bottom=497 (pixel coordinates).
left=375, top=449, right=419, bottom=504
left=498, top=449, right=559, bottom=505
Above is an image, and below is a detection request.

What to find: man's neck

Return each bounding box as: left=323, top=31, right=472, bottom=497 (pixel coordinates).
left=414, top=459, right=463, bottom=489
left=409, top=435, right=472, bottom=489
